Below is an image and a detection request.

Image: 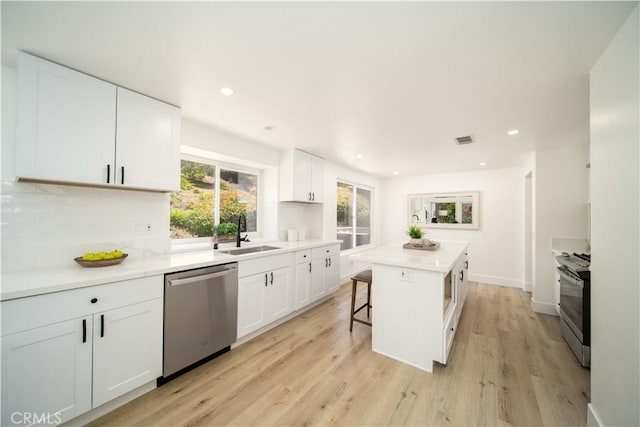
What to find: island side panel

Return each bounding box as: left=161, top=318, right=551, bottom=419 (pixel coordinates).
left=371, top=264, right=444, bottom=372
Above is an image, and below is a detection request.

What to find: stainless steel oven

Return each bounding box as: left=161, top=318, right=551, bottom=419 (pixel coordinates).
left=556, top=253, right=590, bottom=367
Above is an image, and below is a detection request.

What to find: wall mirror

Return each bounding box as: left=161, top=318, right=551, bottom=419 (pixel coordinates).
left=408, top=192, right=480, bottom=230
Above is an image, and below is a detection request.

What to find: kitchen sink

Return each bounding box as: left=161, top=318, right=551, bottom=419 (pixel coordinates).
left=219, top=245, right=281, bottom=255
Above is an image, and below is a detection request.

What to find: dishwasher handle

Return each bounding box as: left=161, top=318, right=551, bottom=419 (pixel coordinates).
left=168, top=268, right=236, bottom=287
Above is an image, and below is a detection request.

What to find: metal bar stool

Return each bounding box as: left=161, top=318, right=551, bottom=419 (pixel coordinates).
left=350, top=269, right=372, bottom=332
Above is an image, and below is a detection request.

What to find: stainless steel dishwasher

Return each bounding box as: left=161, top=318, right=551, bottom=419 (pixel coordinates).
left=161, top=262, right=238, bottom=382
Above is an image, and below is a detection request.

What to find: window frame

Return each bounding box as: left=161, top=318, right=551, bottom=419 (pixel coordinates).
left=171, top=153, right=262, bottom=246
left=336, top=179, right=374, bottom=254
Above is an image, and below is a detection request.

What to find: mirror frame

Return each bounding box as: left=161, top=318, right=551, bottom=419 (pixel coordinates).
left=408, top=191, right=480, bottom=230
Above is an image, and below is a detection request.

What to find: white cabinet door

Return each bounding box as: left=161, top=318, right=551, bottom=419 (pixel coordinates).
left=267, top=266, right=293, bottom=322
left=324, top=255, right=340, bottom=293
left=293, top=149, right=313, bottom=202
left=92, top=298, right=162, bottom=407
left=295, top=262, right=312, bottom=310
left=310, top=154, right=324, bottom=203
left=16, top=52, right=116, bottom=185
left=280, top=149, right=323, bottom=203
left=1, top=317, right=92, bottom=426
left=115, top=87, right=181, bottom=192
left=310, top=258, right=327, bottom=302
left=238, top=272, right=269, bottom=338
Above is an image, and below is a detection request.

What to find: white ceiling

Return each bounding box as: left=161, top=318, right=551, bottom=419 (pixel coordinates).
left=2, top=1, right=637, bottom=177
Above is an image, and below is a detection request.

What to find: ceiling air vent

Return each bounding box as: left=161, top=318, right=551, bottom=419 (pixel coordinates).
left=455, top=135, right=475, bottom=145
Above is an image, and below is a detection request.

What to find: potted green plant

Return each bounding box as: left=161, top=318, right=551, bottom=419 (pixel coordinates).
left=213, top=223, right=238, bottom=243
left=407, top=225, right=424, bottom=245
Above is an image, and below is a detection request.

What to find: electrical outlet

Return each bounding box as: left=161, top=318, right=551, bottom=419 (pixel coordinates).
left=134, top=222, right=153, bottom=233
left=399, top=269, right=413, bottom=282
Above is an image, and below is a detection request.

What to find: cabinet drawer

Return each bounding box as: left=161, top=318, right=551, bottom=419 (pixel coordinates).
left=295, top=250, right=312, bottom=264
left=441, top=310, right=458, bottom=364
left=1, top=275, right=163, bottom=336
left=312, top=244, right=339, bottom=260
left=238, top=253, right=295, bottom=278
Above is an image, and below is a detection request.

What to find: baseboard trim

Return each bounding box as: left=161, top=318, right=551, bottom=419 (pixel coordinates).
left=524, top=281, right=532, bottom=292
left=587, top=403, right=603, bottom=427
left=531, top=297, right=558, bottom=315
left=64, top=381, right=156, bottom=426
left=468, top=274, right=523, bottom=288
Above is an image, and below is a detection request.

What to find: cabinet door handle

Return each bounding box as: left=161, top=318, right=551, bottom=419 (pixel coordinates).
left=121, top=166, right=125, bottom=185
left=106, top=164, right=111, bottom=183
left=265, top=273, right=268, bottom=287
left=82, top=319, right=87, bottom=343
left=309, top=262, right=311, bottom=273
left=328, top=258, right=331, bottom=267
left=91, top=298, right=98, bottom=304
left=325, top=258, right=328, bottom=268
left=308, top=192, right=312, bottom=201
left=312, top=192, right=315, bottom=201
left=100, top=314, right=105, bottom=338
left=465, top=260, right=468, bottom=269
left=270, top=272, right=274, bottom=284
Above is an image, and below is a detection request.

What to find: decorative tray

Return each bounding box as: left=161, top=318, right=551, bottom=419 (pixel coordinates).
left=74, top=254, right=128, bottom=268
left=402, top=241, right=440, bottom=251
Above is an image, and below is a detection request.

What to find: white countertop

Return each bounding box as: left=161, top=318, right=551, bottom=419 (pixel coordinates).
left=0, top=240, right=341, bottom=301
left=551, top=237, right=590, bottom=255
left=350, top=240, right=468, bottom=273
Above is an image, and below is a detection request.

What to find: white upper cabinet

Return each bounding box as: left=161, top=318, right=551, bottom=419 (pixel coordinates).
left=279, top=149, right=324, bottom=203
left=15, top=52, right=180, bottom=192
left=115, top=88, right=181, bottom=191
left=16, top=52, right=117, bottom=185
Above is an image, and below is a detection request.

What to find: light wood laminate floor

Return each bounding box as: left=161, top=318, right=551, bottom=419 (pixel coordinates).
left=91, top=282, right=590, bottom=426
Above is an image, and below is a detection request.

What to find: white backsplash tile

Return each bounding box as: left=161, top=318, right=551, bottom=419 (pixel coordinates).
left=1, top=181, right=170, bottom=272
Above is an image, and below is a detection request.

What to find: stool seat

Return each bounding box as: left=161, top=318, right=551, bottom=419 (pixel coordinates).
left=350, top=269, right=373, bottom=332
left=351, top=269, right=372, bottom=283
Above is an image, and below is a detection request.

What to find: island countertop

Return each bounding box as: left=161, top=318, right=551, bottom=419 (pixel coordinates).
left=350, top=240, right=469, bottom=273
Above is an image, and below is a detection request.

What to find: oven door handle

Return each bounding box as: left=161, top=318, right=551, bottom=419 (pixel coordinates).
left=557, top=267, right=584, bottom=288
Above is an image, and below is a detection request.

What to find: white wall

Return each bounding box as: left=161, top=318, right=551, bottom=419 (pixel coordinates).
left=380, top=167, right=524, bottom=287
left=531, top=145, right=589, bottom=313
left=588, top=7, right=639, bottom=427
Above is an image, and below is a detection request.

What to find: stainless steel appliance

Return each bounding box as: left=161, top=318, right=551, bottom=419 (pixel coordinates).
left=161, top=263, right=238, bottom=382
left=556, top=253, right=590, bottom=367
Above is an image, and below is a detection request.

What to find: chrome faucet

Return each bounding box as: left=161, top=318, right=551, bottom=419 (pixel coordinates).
left=236, top=214, right=247, bottom=248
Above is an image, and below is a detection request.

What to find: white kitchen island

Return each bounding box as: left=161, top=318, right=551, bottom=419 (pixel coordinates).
left=351, top=240, right=469, bottom=372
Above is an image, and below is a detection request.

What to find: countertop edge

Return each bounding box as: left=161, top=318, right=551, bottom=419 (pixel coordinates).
left=350, top=240, right=469, bottom=273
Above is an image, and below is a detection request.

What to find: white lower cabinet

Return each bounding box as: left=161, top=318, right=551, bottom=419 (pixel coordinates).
left=0, top=276, right=163, bottom=426
left=310, top=244, right=341, bottom=302
left=295, top=261, right=312, bottom=310
left=92, top=299, right=163, bottom=407
left=237, top=254, right=295, bottom=338
left=1, top=318, right=92, bottom=426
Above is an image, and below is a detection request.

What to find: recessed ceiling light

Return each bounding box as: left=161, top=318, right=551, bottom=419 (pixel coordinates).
left=356, top=154, right=364, bottom=159
left=507, top=129, right=520, bottom=136
left=479, top=162, right=487, bottom=166
left=220, top=87, right=235, bottom=96
left=392, top=171, right=399, bottom=175
left=264, top=126, right=276, bottom=131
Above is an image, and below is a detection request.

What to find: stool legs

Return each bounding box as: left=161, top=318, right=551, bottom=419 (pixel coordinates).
left=350, top=278, right=372, bottom=332
left=350, top=279, right=357, bottom=332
